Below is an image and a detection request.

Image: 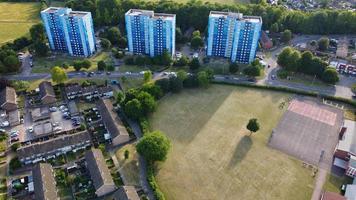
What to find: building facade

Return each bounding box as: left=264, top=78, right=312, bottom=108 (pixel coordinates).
left=125, top=9, right=175, bottom=57
left=207, top=11, right=262, bottom=63
left=41, top=7, right=96, bottom=57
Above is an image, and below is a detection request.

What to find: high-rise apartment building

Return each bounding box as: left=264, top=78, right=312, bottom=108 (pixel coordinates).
left=125, top=9, right=175, bottom=57
left=207, top=11, right=262, bottom=63
left=41, top=7, right=96, bottom=57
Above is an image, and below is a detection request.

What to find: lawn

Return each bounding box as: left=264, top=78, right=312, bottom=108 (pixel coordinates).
left=149, top=84, right=315, bottom=200
left=115, top=144, right=140, bottom=186
left=32, top=51, right=112, bottom=73
left=0, top=2, right=40, bottom=45
left=120, top=77, right=144, bottom=91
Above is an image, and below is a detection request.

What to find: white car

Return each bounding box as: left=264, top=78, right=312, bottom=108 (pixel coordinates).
left=49, top=107, right=57, bottom=112
left=176, top=52, right=182, bottom=59
left=10, top=130, right=19, bottom=137
left=193, top=53, right=199, bottom=58
left=54, top=126, right=62, bottom=132
left=1, top=121, right=9, bottom=127
left=27, top=127, right=33, bottom=133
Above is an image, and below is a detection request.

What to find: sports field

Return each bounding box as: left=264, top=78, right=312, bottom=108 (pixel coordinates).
left=149, top=85, right=315, bottom=200
left=0, top=2, right=40, bottom=45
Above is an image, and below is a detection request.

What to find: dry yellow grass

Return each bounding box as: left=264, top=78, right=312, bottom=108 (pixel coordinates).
left=149, top=85, right=315, bottom=200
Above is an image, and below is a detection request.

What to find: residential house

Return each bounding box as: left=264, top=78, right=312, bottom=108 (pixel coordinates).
left=0, top=87, right=17, bottom=111
left=85, top=148, right=116, bottom=197
left=260, top=31, right=273, bottom=49
left=113, top=186, right=140, bottom=200
left=345, top=179, right=356, bottom=200
left=97, top=99, right=130, bottom=146
left=31, top=106, right=50, bottom=122
left=8, top=109, right=20, bottom=126
left=17, top=131, right=91, bottom=164
left=333, top=120, right=356, bottom=177
left=65, top=84, right=113, bottom=100
left=32, top=163, right=59, bottom=200
left=39, top=81, right=56, bottom=104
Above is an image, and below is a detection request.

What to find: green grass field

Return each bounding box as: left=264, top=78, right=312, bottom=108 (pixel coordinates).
left=32, top=51, right=112, bottom=73
left=115, top=144, right=140, bottom=186
left=0, top=2, right=40, bottom=45
left=149, top=85, right=315, bottom=200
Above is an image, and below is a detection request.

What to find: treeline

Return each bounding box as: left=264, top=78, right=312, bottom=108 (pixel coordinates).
left=64, top=0, right=356, bottom=34
left=277, top=47, right=339, bottom=84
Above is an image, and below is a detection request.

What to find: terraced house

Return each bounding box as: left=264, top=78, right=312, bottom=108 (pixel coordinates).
left=41, top=7, right=96, bottom=57
left=125, top=9, right=176, bottom=57
left=207, top=11, right=262, bottom=63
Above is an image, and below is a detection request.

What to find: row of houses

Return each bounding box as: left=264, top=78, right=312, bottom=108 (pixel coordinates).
left=65, top=84, right=113, bottom=100
left=0, top=87, right=21, bottom=127
left=32, top=149, right=140, bottom=200
left=17, top=130, right=91, bottom=165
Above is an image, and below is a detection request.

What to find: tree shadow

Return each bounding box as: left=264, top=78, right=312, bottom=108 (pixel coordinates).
left=227, top=135, right=253, bottom=169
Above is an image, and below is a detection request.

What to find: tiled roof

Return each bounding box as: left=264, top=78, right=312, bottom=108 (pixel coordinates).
left=32, top=163, right=58, bottom=200
left=39, top=81, right=55, bottom=99
left=114, top=186, right=140, bottom=200
left=0, top=86, right=16, bottom=106
left=85, top=148, right=115, bottom=191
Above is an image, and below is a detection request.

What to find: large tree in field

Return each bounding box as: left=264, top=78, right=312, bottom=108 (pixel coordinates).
left=318, top=37, right=329, bottom=51
left=136, top=131, right=171, bottom=163
left=51, top=66, right=67, bottom=84
left=124, top=99, right=143, bottom=120
left=246, top=118, right=260, bottom=136
left=321, top=68, right=339, bottom=84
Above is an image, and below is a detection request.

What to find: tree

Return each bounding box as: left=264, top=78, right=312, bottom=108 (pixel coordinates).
left=197, top=71, right=209, bottom=88
left=3, top=55, right=20, bottom=72
left=175, top=56, right=189, bottom=66
left=169, top=76, right=183, bottom=93
left=243, top=65, right=260, bottom=77
left=161, top=50, right=173, bottom=66
left=81, top=59, right=91, bottom=69
left=155, top=78, right=170, bottom=93
left=176, top=27, right=186, bottom=44
left=73, top=60, right=83, bottom=71
left=270, top=23, right=279, bottom=33
left=106, top=27, right=121, bottom=45
left=318, top=37, right=330, bottom=51
left=142, top=83, right=163, bottom=99
left=281, top=29, right=292, bottom=43
left=246, top=118, right=260, bottom=136
left=124, top=99, right=143, bottom=120
left=100, top=38, right=111, bottom=49
left=116, top=91, right=125, bottom=105
left=189, top=58, right=200, bottom=70
left=277, top=47, right=293, bottom=68
left=321, top=68, right=339, bottom=84
left=191, top=36, right=204, bottom=50
left=30, top=23, right=46, bottom=43
left=124, top=149, right=130, bottom=159
left=192, top=30, right=201, bottom=38
left=137, top=91, right=156, bottom=114
left=229, top=62, right=239, bottom=74
left=33, top=41, right=49, bottom=57
left=97, top=60, right=106, bottom=71
left=136, top=131, right=171, bottom=162
left=143, top=71, right=152, bottom=83
left=51, top=66, right=67, bottom=84
left=298, top=51, right=313, bottom=73
left=177, top=70, right=188, bottom=81
left=287, top=50, right=301, bottom=71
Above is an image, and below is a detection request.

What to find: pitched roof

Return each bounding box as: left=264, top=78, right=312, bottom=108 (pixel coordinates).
left=97, top=99, right=129, bottom=140
left=17, top=131, right=91, bottom=159
left=345, top=184, right=356, bottom=200
left=260, top=31, right=272, bottom=44
left=0, top=86, right=16, bottom=106
left=39, top=81, right=55, bottom=99
left=85, top=148, right=115, bottom=190
left=336, top=120, right=356, bottom=155
left=32, top=163, right=58, bottom=200
left=114, top=186, right=140, bottom=200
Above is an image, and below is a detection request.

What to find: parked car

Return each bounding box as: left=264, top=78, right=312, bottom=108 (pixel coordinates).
left=49, top=107, right=57, bottom=112
left=0, top=129, right=5, bottom=133
left=52, top=122, right=59, bottom=127
left=193, top=52, right=199, bottom=58
left=1, top=121, right=9, bottom=127
left=27, top=127, right=33, bottom=133
left=106, top=71, right=111, bottom=75
left=10, top=137, right=19, bottom=143
left=54, top=126, right=62, bottom=132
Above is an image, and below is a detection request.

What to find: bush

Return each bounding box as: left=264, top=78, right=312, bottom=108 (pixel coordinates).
left=277, top=69, right=289, bottom=79
left=321, top=68, right=339, bottom=84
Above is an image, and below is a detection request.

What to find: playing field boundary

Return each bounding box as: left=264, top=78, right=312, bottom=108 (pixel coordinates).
left=212, top=81, right=356, bottom=107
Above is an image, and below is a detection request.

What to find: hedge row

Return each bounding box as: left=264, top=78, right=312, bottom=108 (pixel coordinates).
left=139, top=117, right=165, bottom=200
left=212, top=81, right=356, bottom=107
left=147, top=163, right=166, bottom=200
